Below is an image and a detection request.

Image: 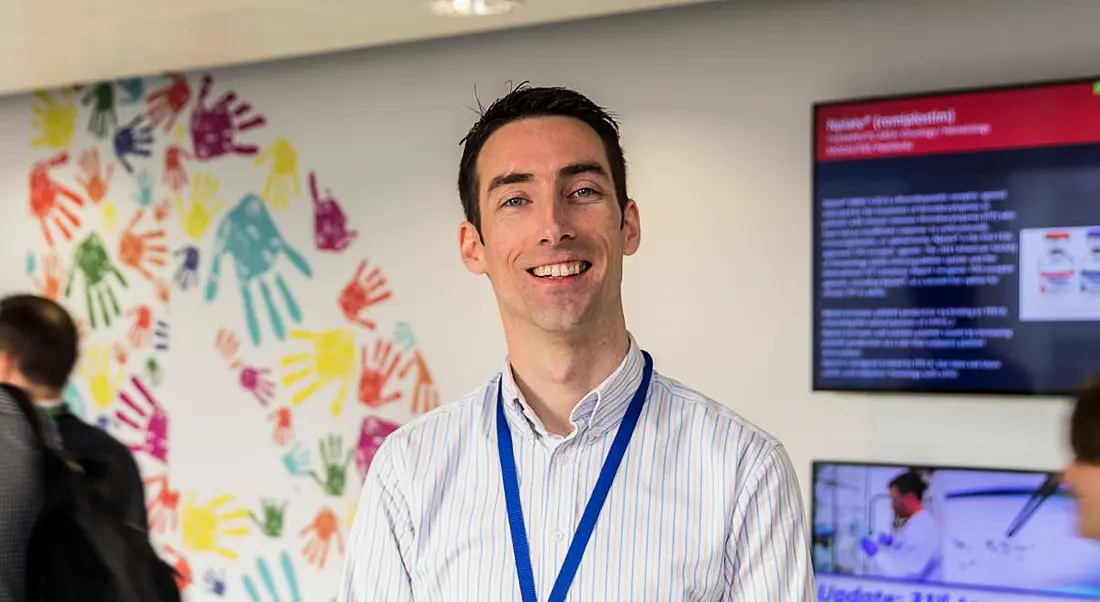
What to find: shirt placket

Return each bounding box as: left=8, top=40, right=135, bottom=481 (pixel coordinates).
left=538, top=434, right=582, bottom=599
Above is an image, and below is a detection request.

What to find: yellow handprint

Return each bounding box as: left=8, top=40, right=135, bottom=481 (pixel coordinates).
left=175, top=171, right=223, bottom=240
left=181, top=493, right=250, bottom=559
left=30, top=89, right=77, bottom=149
left=102, top=200, right=117, bottom=233
left=254, top=138, right=301, bottom=209
left=280, top=328, right=356, bottom=417
left=81, top=343, right=124, bottom=410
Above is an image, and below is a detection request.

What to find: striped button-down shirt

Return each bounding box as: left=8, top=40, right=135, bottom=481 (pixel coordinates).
left=341, top=337, right=815, bottom=601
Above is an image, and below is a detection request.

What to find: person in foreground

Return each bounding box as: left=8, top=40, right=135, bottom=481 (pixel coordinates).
left=339, top=84, right=815, bottom=601
left=1064, top=375, right=1100, bottom=541
left=0, top=294, right=148, bottom=529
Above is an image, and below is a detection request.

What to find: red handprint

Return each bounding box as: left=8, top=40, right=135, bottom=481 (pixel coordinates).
left=355, top=415, right=400, bottom=480
left=119, top=209, right=168, bottom=280
left=126, top=304, right=153, bottom=348
left=189, top=74, right=267, bottom=160
left=269, top=407, right=294, bottom=447
left=357, top=339, right=402, bottom=409
left=161, top=544, right=192, bottom=591
left=146, top=72, right=192, bottom=132
left=29, top=152, right=84, bottom=247
left=75, top=148, right=114, bottom=205
left=163, top=144, right=193, bottom=192
left=300, top=507, right=344, bottom=569
left=115, top=376, right=169, bottom=463
left=153, top=198, right=171, bottom=222
left=338, top=260, right=393, bottom=330
left=34, top=252, right=64, bottom=300
left=240, top=365, right=275, bottom=406
left=400, top=350, right=440, bottom=415
left=154, top=278, right=171, bottom=305
left=144, top=473, right=181, bottom=533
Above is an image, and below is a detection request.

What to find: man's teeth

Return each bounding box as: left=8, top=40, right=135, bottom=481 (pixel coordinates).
left=531, top=261, right=590, bottom=278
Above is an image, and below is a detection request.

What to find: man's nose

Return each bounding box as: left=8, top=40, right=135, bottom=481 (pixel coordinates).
left=538, top=198, right=576, bottom=245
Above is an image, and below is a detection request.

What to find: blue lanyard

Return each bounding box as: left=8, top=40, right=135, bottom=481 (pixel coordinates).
left=496, top=350, right=653, bottom=602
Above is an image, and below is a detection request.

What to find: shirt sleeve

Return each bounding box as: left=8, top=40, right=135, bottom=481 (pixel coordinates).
left=339, top=436, right=416, bottom=602
left=870, top=513, right=942, bottom=578
left=723, top=442, right=815, bottom=601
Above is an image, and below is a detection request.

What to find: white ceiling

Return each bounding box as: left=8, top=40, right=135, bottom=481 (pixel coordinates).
left=0, top=0, right=719, bottom=97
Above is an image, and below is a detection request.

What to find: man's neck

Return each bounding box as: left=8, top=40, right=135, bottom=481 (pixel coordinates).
left=506, top=319, right=631, bottom=436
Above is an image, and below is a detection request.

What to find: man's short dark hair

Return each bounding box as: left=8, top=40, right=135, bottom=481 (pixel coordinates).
left=889, top=470, right=927, bottom=500
left=457, top=82, right=629, bottom=234
left=0, top=294, right=79, bottom=390
left=1072, top=375, right=1100, bottom=463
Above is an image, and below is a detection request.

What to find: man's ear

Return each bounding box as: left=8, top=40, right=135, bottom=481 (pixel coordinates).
left=459, top=221, right=488, bottom=275
left=622, top=199, right=641, bottom=256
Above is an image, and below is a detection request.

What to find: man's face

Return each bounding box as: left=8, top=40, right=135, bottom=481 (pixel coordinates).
left=1064, top=461, right=1100, bottom=540
left=459, top=116, right=640, bottom=338
left=888, top=486, right=916, bottom=519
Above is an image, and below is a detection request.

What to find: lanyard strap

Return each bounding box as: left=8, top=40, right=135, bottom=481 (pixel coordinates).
left=496, top=350, right=653, bottom=602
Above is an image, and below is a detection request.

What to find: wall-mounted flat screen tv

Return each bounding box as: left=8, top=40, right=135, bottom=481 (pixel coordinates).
left=812, top=461, right=1100, bottom=601
left=813, top=76, right=1100, bottom=395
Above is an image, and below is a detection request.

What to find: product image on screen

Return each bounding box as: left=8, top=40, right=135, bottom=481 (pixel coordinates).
left=813, top=75, right=1100, bottom=395
left=812, top=462, right=1100, bottom=602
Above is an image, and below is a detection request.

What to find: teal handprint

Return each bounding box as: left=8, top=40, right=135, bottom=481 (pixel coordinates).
left=133, top=169, right=154, bottom=208
left=204, top=194, right=312, bottom=346
left=25, top=251, right=36, bottom=276
left=62, top=381, right=88, bottom=420
left=309, top=434, right=353, bottom=497
left=64, top=232, right=128, bottom=329
left=282, top=443, right=310, bottom=477
left=242, top=551, right=301, bottom=602
left=249, top=499, right=287, bottom=537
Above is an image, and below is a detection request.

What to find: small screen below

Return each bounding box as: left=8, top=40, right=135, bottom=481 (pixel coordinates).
left=812, top=462, right=1100, bottom=601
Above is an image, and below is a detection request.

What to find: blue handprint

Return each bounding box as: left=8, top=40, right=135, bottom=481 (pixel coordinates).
left=62, top=381, right=88, bottom=421
left=282, top=442, right=310, bottom=477
left=117, top=78, right=145, bottom=105
left=133, top=169, right=154, bottom=208
left=204, top=568, right=227, bottom=596
left=242, top=551, right=301, bottom=602
left=204, top=194, right=312, bottom=346
left=174, top=245, right=200, bottom=291
left=113, top=114, right=154, bottom=173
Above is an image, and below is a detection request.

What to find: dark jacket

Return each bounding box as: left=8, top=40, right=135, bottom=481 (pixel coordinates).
left=50, top=407, right=148, bottom=530
left=0, top=387, right=43, bottom=601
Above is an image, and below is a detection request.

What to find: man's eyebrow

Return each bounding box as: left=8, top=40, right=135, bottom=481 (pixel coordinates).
left=559, top=162, right=607, bottom=179
left=487, top=172, right=533, bottom=193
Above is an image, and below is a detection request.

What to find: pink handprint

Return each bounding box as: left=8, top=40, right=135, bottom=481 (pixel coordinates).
left=355, top=415, right=400, bottom=480
left=146, top=72, right=192, bottom=132
left=163, top=144, right=193, bottom=192
left=190, top=74, right=266, bottom=161
left=240, top=365, right=274, bottom=406
left=115, top=376, right=169, bottom=463
left=310, top=171, right=358, bottom=252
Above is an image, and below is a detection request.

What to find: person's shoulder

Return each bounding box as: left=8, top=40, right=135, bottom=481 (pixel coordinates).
left=56, top=415, right=138, bottom=467
left=651, top=371, right=786, bottom=455
left=369, top=376, right=497, bottom=468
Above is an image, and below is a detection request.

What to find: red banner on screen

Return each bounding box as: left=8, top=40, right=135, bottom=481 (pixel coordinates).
left=815, top=81, right=1100, bottom=161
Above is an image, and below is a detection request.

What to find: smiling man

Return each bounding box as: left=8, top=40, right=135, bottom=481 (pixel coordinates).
left=339, top=84, right=814, bottom=601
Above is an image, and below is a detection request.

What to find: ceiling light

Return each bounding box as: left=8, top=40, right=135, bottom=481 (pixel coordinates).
left=428, top=0, right=521, bottom=17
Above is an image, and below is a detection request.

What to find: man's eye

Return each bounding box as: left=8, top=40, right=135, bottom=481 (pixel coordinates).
left=572, top=187, right=599, bottom=198
left=502, top=197, right=526, bottom=207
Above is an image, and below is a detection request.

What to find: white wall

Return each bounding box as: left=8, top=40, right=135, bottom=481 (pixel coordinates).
left=0, top=0, right=1094, bottom=598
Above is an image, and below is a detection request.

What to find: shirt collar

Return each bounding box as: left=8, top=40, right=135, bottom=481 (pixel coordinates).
left=498, top=334, right=647, bottom=442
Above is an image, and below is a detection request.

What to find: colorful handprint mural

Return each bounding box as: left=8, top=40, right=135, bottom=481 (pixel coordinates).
left=11, top=70, right=443, bottom=600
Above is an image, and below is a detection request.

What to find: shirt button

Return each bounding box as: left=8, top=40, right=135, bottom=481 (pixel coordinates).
left=551, top=530, right=564, bottom=542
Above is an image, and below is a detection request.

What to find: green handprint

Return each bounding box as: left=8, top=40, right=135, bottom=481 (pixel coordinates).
left=64, top=232, right=127, bottom=330
left=249, top=499, right=288, bottom=537
left=144, top=357, right=163, bottom=387
left=309, top=434, right=353, bottom=497
left=81, top=83, right=117, bottom=139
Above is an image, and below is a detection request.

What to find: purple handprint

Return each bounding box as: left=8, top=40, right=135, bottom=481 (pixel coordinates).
left=310, top=171, right=358, bottom=253
left=113, top=114, right=154, bottom=173
left=355, top=415, right=400, bottom=480
left=190, top=74, right=266, bottom=161
left=115, top=376, right=169, bottom=463
left=239, top=365, right=274, bottom=406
